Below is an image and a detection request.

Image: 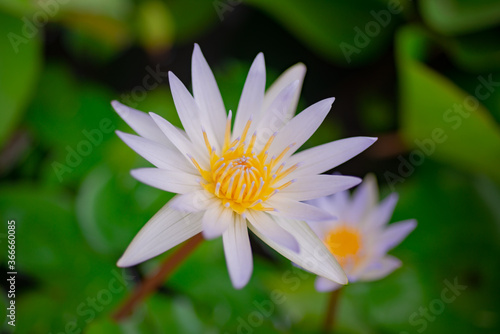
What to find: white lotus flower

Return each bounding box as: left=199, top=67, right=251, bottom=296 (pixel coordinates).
left=112, top=44, right=376, bottom=289
left=306, top=175, right=417, bottom=292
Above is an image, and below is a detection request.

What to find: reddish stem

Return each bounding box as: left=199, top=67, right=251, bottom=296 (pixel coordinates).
left=323, top=288, right=342, bottom=333
left=112, top=233, right=204, bottom=321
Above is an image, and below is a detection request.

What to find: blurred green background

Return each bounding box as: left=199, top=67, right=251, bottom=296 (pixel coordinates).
left=1, top=0, right=499, bottom=333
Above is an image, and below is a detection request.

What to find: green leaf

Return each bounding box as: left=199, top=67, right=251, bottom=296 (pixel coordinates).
left=245, top=0, right=409, bottom=66
left=85, top=318, right=123, bottom=334
left=0, top=11, right=41, bottom=149
left=0, top=186, right=83, bottom=279
left=390, top=161, right=500, bottom=333
left=25, top=64, right=118, bottom=185
left=446, top=30, right=500, bottom=72
left=396, top=26, right=500, bottom=181
left=76, top=163, right=175, bottom=255
left=420, top=0, right=500, bottom=35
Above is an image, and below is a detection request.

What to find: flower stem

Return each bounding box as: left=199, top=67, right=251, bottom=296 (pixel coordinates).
left=112, top=233, right=204, bottom=321
left=323, top=288, right=342, bottom=333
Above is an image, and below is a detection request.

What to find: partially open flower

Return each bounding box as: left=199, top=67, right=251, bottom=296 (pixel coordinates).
left=306, top=175, right=416, bottom=292
left=112, top=44, right=376, bottom=289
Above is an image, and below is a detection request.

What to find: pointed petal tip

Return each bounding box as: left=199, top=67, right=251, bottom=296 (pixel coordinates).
left=111, top=100, right=126, bottom=114
left=387, top=191, right=400, bottom=203
left=293, top=62, right=306, bottom=71
left=168, top=71, right=178, bottom=82
left=116, top=255, right=134, bottom=268
left=129, top=168, right=146, bottom=181
left=406, top=218, right=418, bottom=229
left=148, top=112, right=162, bottom=121
left=323, top=97, right=335, bottom=106
left=350, top=176, right=363, bottom=187
left=252, top=52, right=266, bottom=70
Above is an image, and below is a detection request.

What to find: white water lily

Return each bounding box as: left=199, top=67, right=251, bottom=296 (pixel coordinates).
left=112, top=44, right=376, bottom=289
left=306, top=175, right=417, bottom=292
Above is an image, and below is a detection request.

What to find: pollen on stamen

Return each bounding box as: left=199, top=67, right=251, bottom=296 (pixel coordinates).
left=250, top=199, right=262, bottom=207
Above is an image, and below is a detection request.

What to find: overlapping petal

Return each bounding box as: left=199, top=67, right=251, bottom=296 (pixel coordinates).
left=111, top=100, right=174, bottom=148
left=117, top=204, right=203, bottom=267
left=114, top=45, right=380, bottom=289
left=192, top=44, right=227, bottom=146
left=249, top=216, right=347, bottom=284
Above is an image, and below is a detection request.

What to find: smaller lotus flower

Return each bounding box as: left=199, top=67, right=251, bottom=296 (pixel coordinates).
left=306, top=175, right=416, bottom=292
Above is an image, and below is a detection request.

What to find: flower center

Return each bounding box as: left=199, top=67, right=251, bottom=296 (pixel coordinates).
left=189, top=112, right=298, bottom=214
left=324, top=225, right=362, bottom=268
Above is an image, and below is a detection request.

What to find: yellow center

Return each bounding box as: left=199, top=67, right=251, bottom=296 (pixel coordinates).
left=190, top=113, right=298, bottom=214
left=324, top=225, right=362, bottom=268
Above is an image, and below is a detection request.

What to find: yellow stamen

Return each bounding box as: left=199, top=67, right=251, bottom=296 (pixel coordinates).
left=324, top=225, right=363, bottom=268
left=202, top=130, right=212, bottom=154
left=197, top=117, right=299, bottom=214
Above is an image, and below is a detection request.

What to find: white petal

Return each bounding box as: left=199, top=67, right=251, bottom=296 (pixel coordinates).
left=192, top=44, right=226, bottom=146
left=169, top=190, right=217, bottom=213
left=357, top=255, right=401, bottom=281
left=306, top=190, right=349, bottom=219
left=117, top=204, right=203, bottom=267
left=280, top=175, right=361, bottom=201
left=233, top=53, right=266, bottom=138
left=344, top=174, right=379, bottom=223
left=168, top=72, right=206, bottom=147
left=262, top=63, right=306, bottom=118
left=149, top=112, right=209, bottom=168
left=315, top=276, right=342, bottom=292
left=131, top=168, right=201, bottom=194
left=202, top=205, right=233, bottom=239
left=111, top=100, right=174, bottom=148
left=375, top=219, right=417, bottom=255
left=286, top=137, right=377, bottom=179
left=116, top=131, right=196, bottom=174
left=303, top=219, right=332, bottom=241
left=267, top=197, right=335, bottom=222
left=223, top=215, right=253, bottom=289
left=269, top=98, right=335, bottom=160
left=253, top=80, right=300, bottom=150
left=246, top=210, right=299, bottom=252
left=365, top=193, right=399, bottom=229
left=250, top=215, right=347, bottom=284
left=330, top=190, right=350, bottom=217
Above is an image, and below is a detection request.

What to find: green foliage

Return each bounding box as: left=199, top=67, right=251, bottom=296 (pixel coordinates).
left=420, top=0, right=500, bottom=35
left=0, top=11, right=41, bottom=149
left=396, top=26, right=500, bottom=181
left=1, top=0, right=499, bottom=333
left=246, top=0, right=409, bottom=66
